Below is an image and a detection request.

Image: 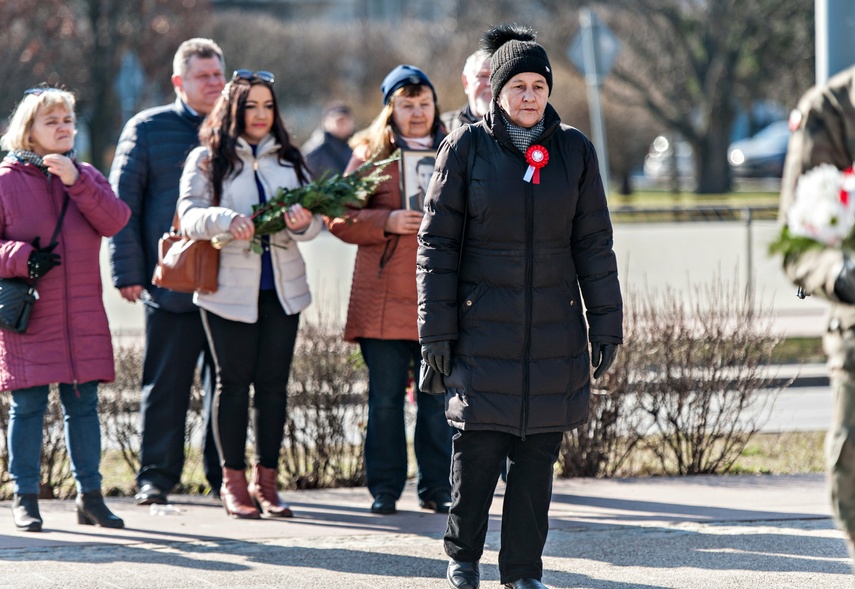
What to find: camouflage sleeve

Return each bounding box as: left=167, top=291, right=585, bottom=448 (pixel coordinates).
left=779, top=75, right=855, bottom=301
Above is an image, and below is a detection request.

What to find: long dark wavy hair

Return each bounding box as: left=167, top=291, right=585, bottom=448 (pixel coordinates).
left=199, top=76, right=308, bottom=203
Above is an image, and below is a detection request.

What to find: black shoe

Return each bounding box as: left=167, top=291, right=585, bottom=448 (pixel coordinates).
left=504, top=579, right=548, bottom=589
left=419, top=491, right=452, bottom=514
left=370, top=494, right=397, bottom=514
left=447, top=559, right=480, bottom=589
left=134, top=482, right=168, bottom=506
left=11, top=494, right=42, bottom=532
left=76, top=491, right=125, bottom=528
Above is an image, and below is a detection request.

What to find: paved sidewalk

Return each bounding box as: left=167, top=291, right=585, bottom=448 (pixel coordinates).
left=0, top=474, right=850, bottom=588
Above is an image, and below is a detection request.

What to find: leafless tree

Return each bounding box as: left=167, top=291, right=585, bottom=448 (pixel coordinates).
left=0, top=0, right=209, bottom=173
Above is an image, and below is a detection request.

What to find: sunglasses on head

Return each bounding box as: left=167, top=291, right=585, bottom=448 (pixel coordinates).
left=24, top=87, right=63, bottom=97
left=231, top=70, right=275, bottom=84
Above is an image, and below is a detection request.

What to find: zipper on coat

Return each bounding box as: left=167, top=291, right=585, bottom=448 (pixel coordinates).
left=521, top=177, right=534, bottom=441
left=252, top=155, right=275, bottom=256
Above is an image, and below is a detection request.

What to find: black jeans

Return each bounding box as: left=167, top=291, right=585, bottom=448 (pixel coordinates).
left=358, top=338, right=453, bottom=502
left=137, top=306, right=220, bottom=491
left=444, top=429, right=563, bottom=584
left=202, top=290, right=299, bottom=470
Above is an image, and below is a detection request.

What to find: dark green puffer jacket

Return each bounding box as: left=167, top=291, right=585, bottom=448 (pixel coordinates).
left=417, top=102, right=623, bottom=436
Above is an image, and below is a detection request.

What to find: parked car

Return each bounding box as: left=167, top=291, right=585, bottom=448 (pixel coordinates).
left=643, top=135, right=694, bottom=179
left=727, top=120, right=790, bottom=178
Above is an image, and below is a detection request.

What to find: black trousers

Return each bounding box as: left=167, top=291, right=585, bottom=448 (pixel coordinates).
left=444, top=429, right=564, bottom=584
left=137, top=306, right=220, bottom=491
left=201, top=290, right=299, bottom=470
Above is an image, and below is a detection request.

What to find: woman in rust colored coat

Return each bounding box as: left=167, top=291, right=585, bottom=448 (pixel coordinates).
left=328, top=65, right=453, bottom=516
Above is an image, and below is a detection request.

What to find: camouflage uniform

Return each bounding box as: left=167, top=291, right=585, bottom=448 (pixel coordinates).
left=780, top=65, right=855, bottom=563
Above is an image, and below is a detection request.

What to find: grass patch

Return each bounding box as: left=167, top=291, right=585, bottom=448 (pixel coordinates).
left=729, top=431, right=826, bottom=475
left=773, top=337, right=825, bottom=364
left=606, top=189, right=781, bottom=223
left=7, top=430, right=825, bottom=501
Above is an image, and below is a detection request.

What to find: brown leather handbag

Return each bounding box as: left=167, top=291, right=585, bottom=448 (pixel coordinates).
left=151, top=212, right=219, bottom=295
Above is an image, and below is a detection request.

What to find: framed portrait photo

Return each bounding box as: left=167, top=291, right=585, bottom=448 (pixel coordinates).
left=400, top=149, right=437, bottom=211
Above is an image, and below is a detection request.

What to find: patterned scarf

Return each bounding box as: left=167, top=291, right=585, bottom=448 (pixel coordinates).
left=6, top=149, right=77, bottom=177
left=500, top=111, right=545, bottom=154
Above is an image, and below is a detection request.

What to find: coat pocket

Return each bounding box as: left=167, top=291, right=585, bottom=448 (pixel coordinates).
left=561, top=279, right=588, bottom=343
left=458, top=280, right=488, bottom=320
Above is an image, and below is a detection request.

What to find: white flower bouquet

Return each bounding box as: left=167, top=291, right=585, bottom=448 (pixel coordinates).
left=769, top=163, right=855, bottom=258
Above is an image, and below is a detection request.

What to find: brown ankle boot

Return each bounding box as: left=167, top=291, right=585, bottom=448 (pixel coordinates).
left=221, top=467, right=260, bottom=519
left=248, top=464, right=293, bottom=518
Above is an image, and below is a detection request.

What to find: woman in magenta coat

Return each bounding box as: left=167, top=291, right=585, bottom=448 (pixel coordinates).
left=0, top=87, right=131, bottom=532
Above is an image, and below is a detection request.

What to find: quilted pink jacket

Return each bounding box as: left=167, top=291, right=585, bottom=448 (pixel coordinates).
left=0, top=158, right=131, bottom=391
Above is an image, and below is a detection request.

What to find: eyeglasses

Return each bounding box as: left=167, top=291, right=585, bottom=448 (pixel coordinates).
left=24, top=87, right=63, bottom=97
left=231, top=70, right=275, bottom=84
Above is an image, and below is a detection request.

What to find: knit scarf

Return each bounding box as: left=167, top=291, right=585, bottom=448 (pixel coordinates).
left=6, top=149, right=77, bottom=177
left=500, top=111, right=545, bottom=154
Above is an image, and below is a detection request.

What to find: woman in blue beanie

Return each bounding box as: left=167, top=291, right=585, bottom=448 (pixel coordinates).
left=328, top=64, right=454, bottom=516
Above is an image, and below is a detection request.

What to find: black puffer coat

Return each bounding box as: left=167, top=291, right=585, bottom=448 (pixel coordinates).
left=417, top=102, right=623, bottom=436
left=108, top=100, right=206, bottom=313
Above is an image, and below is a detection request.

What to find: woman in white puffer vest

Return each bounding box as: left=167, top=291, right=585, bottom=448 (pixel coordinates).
left=178, top=69, right=322, bottom=520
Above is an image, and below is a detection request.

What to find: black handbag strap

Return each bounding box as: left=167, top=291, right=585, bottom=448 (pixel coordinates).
left=47, top=194, right=70, bottom=249
left=31, top=193, right=70, bottom=290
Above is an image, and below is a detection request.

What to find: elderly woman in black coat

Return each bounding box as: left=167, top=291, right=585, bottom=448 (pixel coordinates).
left=417, top=25, right=623, bottom=589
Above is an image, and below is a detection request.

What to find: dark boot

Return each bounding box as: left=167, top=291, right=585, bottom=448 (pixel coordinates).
left=11, top=494, right=42, bottom=532
left=248, top=464, right=293, bottom=518
left=221, top=467, right=260, bottom=519
left=75, top=491, right=124, bottom=528
left=504, top=580, right=548, bottom=589
left=447, top=559, right=480, bottom=589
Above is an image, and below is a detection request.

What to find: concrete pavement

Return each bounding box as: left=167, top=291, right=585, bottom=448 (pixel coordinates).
left=0, top=474, right=850, bottom=588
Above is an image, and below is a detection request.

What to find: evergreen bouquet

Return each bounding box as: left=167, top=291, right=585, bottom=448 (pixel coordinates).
left=769, top=163, right=855, bottom=259
left=212, top=152, right=398, bottom=253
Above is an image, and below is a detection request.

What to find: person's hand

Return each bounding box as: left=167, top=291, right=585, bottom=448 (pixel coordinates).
left=422, top=340, right=452, bottom=376
left=835, top=255, right=855, bottom=304
left=384, top=210, right=423, bottom=235
left=27, top=239, right=61, bottom=279
left=591, top=342, right=618, bottom=379
left=285, top=204, right=313, bottom=233
left=42, top=154, right=79, bottom=186
left=119, top=285, right=144, bottom=303
left=229, top=214, right=255, bottom=241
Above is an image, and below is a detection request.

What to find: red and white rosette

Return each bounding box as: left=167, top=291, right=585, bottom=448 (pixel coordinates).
left=524, top=144, right=549, bottom=184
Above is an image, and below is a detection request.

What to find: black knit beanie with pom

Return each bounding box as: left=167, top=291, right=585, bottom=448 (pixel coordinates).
left=482, top=24, right=552, bottom=100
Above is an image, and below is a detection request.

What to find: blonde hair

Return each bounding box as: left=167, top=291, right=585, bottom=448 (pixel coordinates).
left=349, top=84, right=441, bottom=160
left=0, top=89, right=76, bottom=152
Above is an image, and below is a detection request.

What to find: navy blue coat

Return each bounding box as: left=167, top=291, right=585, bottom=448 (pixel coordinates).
left=417, top=103, right=623, bottom=436
left=108, top=100, right=204, bottom=313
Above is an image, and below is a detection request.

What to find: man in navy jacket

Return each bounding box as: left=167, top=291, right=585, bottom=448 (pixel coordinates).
left=108, top=38, right=226, bottom=505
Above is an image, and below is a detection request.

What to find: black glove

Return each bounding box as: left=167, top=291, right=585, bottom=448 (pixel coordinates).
left=591, top=342, right=618, bottom=379
left=28, top=238, right=60, bottom=279
left=835, top=255, right=855, bottom=304
left=421, top=340, right=452, bottom=376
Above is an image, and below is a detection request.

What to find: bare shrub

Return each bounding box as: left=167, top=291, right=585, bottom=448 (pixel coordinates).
left=633, top=278, right=784, bottom=475
left=98, top=340, right=144, bottom=482
left=559, top=300, right=647, bottom=478
left=559, top=276, right=785, bottom=478
left=282, top=322, right=368, bottom=489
